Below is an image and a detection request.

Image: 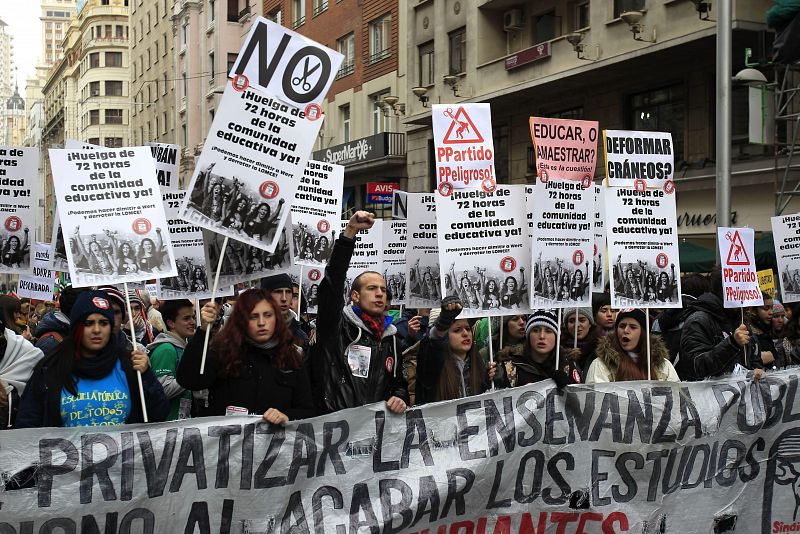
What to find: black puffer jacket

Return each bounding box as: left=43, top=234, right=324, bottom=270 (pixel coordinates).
left=677, top=293, right=761, bottom=381
left=310, top=236, right=409, bottom=413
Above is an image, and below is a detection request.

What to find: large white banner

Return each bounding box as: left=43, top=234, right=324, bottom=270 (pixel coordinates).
left=718, top=226, right=762, bottom=308
left=16, top=242, right=56, bottom=301
left=147, top=142, right=181, bottom=190
left=49, top=147, right=178, bottom=287
left=291, top=160, right=344, bottom=267
left=606, top=186, right=681, bottom=308
left=530, top=179, right=594, bottom=308
left=772, top=213, right=800, bottom=303
left=3, top=370, right=800, bottom=533
left=432, top=103, right=495, bottom=190
left=604, top=130, right=674, bottom=188
left=436, top=185, right=531, bottom=318
left=405, top=193, right=440, bottom=308
left=383, top=220, right=407, bottom=306
left=0, top=146, right=38, bottom=274
left=179, top=81, right=322, bottom=253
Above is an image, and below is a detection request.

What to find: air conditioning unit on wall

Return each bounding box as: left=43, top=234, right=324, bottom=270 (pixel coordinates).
left=504, top=9, right=524, bottom=32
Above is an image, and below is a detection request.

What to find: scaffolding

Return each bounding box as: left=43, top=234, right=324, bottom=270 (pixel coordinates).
left=774, top=60, right=800, bottom=215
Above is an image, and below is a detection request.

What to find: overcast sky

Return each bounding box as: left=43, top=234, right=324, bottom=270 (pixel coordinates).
left=0, top=2, right=42, bottom=94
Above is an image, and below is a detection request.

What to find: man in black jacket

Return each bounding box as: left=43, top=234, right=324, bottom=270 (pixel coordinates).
left=260, top=273, right=309, bottom=346
left=311, top=211, right=409, bottom=414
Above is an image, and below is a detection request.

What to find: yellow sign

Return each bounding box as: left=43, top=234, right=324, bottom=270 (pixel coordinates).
left=757, top=268, right=775, bottom=298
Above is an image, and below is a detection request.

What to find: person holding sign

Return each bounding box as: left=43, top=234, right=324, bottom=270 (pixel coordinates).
left=176, top=289, right=314, bottom=423
left=560, top=309, right=599, bottom=383
left=495, top=311, right=571, bottom=388
left=586, top=308, right=678, bottom=384
left=310, top=211, right=409, bottom=414
left=16, top=291, right=169, bottom=428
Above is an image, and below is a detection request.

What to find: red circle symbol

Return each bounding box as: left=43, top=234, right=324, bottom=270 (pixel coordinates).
left=573, top=249, right=584, bottom=266
left=634, top=179, right=647, bottom=192
left=304, top=103, right=322, bottom=121
left=656, top=252, right=668, bottom=268
left=481, top=179, right=497, bottom=193
left=582, top=175, right=592, bottom=188
left=308, top=268, right=321, bottom=281
left=500, top=256, right=516, bottom=273
left=260, top=181, right=279, bottom=199
left=92, top=297, right=110, bottom=310
left=132, top=218, right=152, bottom=235
left=4, top=216, right=21, bottom=232
left=663, top=180, right=675, bottom=194
left=232, top=74, right=249, bottom=92
left=539, top=170, right=549, bottom=183
left=317, top=219, right=330, bottom=233
left=438, top=182, right=453, bottom=197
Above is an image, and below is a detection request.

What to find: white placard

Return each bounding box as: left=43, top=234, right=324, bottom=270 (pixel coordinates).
left=718, top=226, right=762, bottom=308
left=16, top=242, right=56, bottom=301
left=383, top=220, right=407, bottom=306
left=147, top=142, right=181, bottom=191
left=772, top=213, right=800, bottom=304
left=432, top=103, right=496, bottom=189
left=593, top=183, right=607, bottom=293
left=339, top=220, right=383, bottom=305
left=48, top=209, right=69, bottom=272
left=291, top=160, right=344, bottom=267
left=0, top=146, right=38, bottom=274
left=604, top=130, right=675, bottom=188
left=405, top=193, right=440, bottom=308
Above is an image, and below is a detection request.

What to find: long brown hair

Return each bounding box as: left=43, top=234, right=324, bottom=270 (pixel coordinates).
left=608, top=325, right=657, bottom=381
left=435, top=326, right=486, bottom=401
left=211, top=289, right=301, bottom=377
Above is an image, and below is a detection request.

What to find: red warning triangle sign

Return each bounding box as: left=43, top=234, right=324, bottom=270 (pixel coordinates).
left=442, top=107, right=485, bottom=144
left=725, top=230, right=751, bottom=266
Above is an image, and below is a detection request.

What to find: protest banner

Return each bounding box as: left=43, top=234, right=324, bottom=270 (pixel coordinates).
left=48, top=209, right=70, bottom=271
left=529, top=117, right=599, bottom=183
left=301, top=265, right=323, bottom=314
left=605, top=186, right=681, bottom=308
left=392, top=190, right=408, bottom=220
left=48, top=147, right=178, bottom=288
left=436, top=185, right=531, bottom=318
left=0, top=146, right=37, bottom=275
left=290, top=160, right=344, bottom=267
left=718, top=226, right=762, bottom=308
left=758, top=268, right=776, bottom=299
left=16, top=242, right=56, bottom=301
left=158, top=191, right=233, bottom=300
left=383, top=220, right=407, bottom=306
left=530, top=179, right=594, bottom=308
left=147, top=142, right=181, bottom=190
left=405, top=193, right=440, bottom=308
left=179, top=81, right=322, bottom=254
left=230, top=17, right=343, bottom=109
left=432, top=103, right=495, bottom=190
left=772, top=213, right=800, bottom=303
left=525, top=185, right=534, bottom=237
left=593, top=183, right=607, bottom=293
left=603, top=130, right=674, bottom=189
left=3, top=369, right=800, bottom=533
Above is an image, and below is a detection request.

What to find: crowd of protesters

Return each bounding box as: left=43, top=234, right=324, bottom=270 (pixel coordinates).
left=0, top=210, right=792, bottom=430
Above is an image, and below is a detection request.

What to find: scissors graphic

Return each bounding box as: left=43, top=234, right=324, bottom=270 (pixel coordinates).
left=292, top=58, right=321, bottom=91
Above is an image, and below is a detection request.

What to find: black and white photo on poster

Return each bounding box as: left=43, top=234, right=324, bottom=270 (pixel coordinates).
left=0, top=146, right=38, bottom=274
left=593, top=183, right=607, bottom=292
left=530, top=178, right=594, bottom=308
left=383, top=220, right=407, bottom=305
left=605, top=186, right=682, bottom=308
left=48, top=147, right=178, bottom=287
left=290, top=160, right=344, bottom=267
left=339, top=220, right=383, bottom=304
left=302, top=266, right=323, bottom=314
left=772, top=213, right=800, bottom=303
left=436, top=185, right=531, bottom=318
left=147, top=142, right=180, bottom=191
left=405, top=193, right=440, bottom=308
left=48, top=209, right=69, bottom=271
left=179, top=81, right=322, bottom=253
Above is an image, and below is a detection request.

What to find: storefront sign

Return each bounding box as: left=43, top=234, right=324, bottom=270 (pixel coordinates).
left=505, top=42, right=551, bottom=70
left=366, top=182, right=400, bottom=205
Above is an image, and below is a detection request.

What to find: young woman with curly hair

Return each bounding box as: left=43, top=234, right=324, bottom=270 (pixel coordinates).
left=177, top=288, right=314, bottom=423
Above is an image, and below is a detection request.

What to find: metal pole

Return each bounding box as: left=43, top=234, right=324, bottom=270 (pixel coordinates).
left=716, top=0, right=732, bottom=259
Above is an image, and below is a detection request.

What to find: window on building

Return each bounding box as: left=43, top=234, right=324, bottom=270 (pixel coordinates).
left=369, top=14, right=391, bottom=64
left=105, top=137, right=123, bottom=148
left=493, top=124, right=509, bottom=184
left=89, top=81, right=100, bottom=97
left=116, top=25, right=125, bottom=38
left=181, top=24, right=187, bottom=48
left=227, top=0, right=241, bottom=22
left=227, top=53, right=237, bottom=74
left=629, top=85, right=685, bottom=165
left=313, top=0, right=328, bottom=17
left=162, top=112, right=168, bottom=134
left=267, top=8, right=282, bottom=25
left=292, top=0, right=305, bottom=28
left=418, top=41, right=434, bottom=86
left=147, top=49, right=151, bottom=69
left=89, top=52, right=100, bottom=68
left=209, top=108, right=215, bottom=125
left=209, top=52, right=215, bottom=83
left=154, top=42, right=159, bottom=61
left=340, top=104, right=350, bottom=143
left=571, top=1, right=590, bottom=30
left=182, top=123, right=187, bottom=146
left=533, top=11, right=560, bottom=44
left=105, top=109, right=124, bottom=125
left=89, top=109, right=100, bottom=125
left=336, top=33, right=355, bottom=78
left=106, top=52, right=122, bottom=67
left=209, top=0, right=215, bottom=22
left=105, top=81, right=123, bottom=96
left=182, top=72, right=188, bottom=100
left=88, top=138, right=100, bottom=145
left=614, top=0, right=645, bottom=18
left=163, top=73, right=168, bottom=95
left=448, top=27, right=466, bottom=74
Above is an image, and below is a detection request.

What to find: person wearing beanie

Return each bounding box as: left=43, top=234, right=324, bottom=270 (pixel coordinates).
left=592, top=293, right=615, bottom=337
left=16, top=291, right=169, bottom=428
left=586, top=308, right=678, bottom=384
left=561, top=308, right=599, bottom=384
left=125, top=289, right=161, bottom=346
left=261, top=273, right=308, bottom=346
left=35, top=286, right=84, bottom=357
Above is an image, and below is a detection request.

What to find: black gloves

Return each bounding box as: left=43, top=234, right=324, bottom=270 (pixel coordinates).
left=548, top=368, right=571, bottom=390
left=435, top=295, right=463, bottom=331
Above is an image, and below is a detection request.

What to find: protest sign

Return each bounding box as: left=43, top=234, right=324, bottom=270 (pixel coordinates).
left=772, top=213, right=800, bottom=303
left=605, top=186, right=681, bottom=308
left=437, top=185, right=531, bottom=317
left=392, top=190, right=408, bottom=219
left=530, top=179, right=594, bottom=308
left=339, top=219, right=383, bottom=304
left=529, top=117, right=599, bottom=183
left=230, top=17, right=343, bottom=109
left=593, top=183, right=607, bottom=292
left=718, top=226, right=762, bottom=307
left=301, top=265, right=323, bottom=314
left=0, top=146, right=37, bottom=274
left=604, top=130, right=674, bottom=188
left=432, top=103, right=495, bottom=189
left=179, top=81, right=321, bottom=253
left=48, top=209, right=70, bottom=271
left=3, top=370, right=800, bottom=533
left=16, top=242, right=56, bottom=301
left=290, top=160, right=344, bottom=267
left=758, top=268, right=776, bottom=299
left=383, top=220, right=407, bottom=306
left=525, top=185, right=534, bottom=237
left=49, top=147, right=178, bottom=287
left=405, top=193, right=440, bottom=308
left=147, top=142, right=180, bottom=190
left=158, top=191, right=233, bottom=300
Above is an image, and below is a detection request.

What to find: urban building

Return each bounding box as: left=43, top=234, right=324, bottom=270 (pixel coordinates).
left=130, top=0, right=177, bottom=148
left=24, top=75, right=46, bottom=242
left=0, top=19, right=13, bottom=101
left=404, top=0, right=788, bottom=254
left=2, top=87, right=26, bottom=147
left=41, top=0, right=77, bottom=68
left=263, top=0, right=408, bottom=217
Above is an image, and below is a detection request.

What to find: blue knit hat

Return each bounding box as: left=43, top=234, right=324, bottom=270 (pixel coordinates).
left=69, top=290, right=116, bottom=330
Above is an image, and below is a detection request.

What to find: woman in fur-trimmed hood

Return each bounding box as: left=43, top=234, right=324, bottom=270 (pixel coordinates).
left=586, top=308, right=679, bottom=384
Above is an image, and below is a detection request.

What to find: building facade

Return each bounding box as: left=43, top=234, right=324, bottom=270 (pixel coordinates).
left=0, top=19, right=13, bottom=101
left=41, top=0, right=77, bottom=68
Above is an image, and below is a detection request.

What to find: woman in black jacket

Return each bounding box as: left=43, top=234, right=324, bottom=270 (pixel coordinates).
left=16, top=290, right=168, bottom=428
left=177, top=288, right=314, bottom=423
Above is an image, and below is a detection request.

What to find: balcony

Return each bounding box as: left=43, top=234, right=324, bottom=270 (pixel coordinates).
left=312, top=132, right=406, bottom=169
left=336, top=61, right=355, bottom=79
left=368, top=49, right=391, bottom=65
left=292, top=15, right=305, bottom=29
left=313, top=1, right=328, bottom=17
